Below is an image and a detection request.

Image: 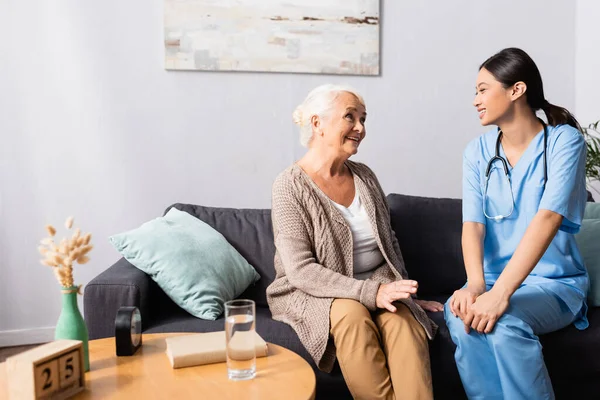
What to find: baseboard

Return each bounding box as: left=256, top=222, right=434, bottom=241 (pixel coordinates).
left=0, top=327, right=55, bottom=347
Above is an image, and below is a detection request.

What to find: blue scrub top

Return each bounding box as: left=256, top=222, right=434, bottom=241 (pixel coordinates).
left=462, top=124, right=589, bottom=329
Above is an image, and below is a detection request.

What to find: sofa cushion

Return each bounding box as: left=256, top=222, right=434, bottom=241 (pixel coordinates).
left=109, top=207, right=260, bottom=320
left=387, top=194, right=466, bottom=296
left=166, top=203, right=276, bottom=307
left=585, top=202, right=600, bottom=219
left=542, top=307, right=600, bottom=388
left=575, top=218, right=600, bottom=307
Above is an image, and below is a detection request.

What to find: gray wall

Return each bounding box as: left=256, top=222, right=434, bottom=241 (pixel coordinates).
left=0, top=0, right=582, bottom=344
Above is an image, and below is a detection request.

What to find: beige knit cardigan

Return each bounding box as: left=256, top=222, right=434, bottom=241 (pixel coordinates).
left=266, top=160, right=437, bottom=373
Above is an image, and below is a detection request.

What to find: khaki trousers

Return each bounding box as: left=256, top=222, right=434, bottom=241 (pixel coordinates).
left=329, top=299, right=433, bottom=400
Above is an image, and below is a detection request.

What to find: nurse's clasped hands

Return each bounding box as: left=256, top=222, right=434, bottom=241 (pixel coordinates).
left=462, top=287, right=510, bottom=334
left=448, top=284, right=485, bottom=320
left=449, top=284, right=511, bottom=334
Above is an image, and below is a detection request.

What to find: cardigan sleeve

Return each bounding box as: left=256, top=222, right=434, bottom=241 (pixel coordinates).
left=271, top=174, right=380, bottom=311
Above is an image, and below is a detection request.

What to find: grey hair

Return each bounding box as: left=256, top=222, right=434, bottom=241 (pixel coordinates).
left=292, top=84, right=365, bottom=147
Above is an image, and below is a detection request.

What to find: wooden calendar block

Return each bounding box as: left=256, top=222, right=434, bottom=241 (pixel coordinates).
left=58, top=350, right=80, bottom=389
left=34, top=359, right=59, bottom=397
left=6, top=340, right=85, bottom=400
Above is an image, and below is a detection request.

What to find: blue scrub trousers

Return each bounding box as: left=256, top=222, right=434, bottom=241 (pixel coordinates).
left=444, top=284, right=577, bottom=400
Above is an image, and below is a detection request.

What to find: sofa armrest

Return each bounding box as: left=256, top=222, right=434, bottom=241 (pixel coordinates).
left=84, top=257, right=155, bottom=339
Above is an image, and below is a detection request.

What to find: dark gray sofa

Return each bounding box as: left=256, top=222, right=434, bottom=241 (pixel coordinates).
left=84, top=194, right=600, bottom=399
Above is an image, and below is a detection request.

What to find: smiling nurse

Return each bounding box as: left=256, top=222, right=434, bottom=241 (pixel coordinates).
left=444, top=48, right=589, bottom=400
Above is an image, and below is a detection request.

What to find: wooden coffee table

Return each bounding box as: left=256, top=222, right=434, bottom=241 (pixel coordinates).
left=0, top=333, right=316, bottom=399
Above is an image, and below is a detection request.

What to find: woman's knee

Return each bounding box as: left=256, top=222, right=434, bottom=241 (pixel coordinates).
left=397, top=304, right=426, bottom=335
left=375, top=303, right=427, bottom=342
left=330, top=299, right=374, bottom=335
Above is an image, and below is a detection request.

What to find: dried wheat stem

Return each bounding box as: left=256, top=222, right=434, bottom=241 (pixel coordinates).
left=39, top=216, right=93, bottom=289
left=45, top=225, right=56, bottom=237
left=65, top=216, right=74, bottom=229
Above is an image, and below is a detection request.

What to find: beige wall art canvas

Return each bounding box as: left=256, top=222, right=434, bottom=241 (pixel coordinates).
left=164, top=0, right=380, bottom=75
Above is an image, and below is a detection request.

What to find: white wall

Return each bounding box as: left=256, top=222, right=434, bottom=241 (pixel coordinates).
left=0, top=0, right=578, bottom=345
left=576, top=0, right=600, bottom=201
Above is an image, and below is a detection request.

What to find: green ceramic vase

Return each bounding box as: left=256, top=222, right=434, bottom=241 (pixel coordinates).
left=54, top=286, right=90, bottom=371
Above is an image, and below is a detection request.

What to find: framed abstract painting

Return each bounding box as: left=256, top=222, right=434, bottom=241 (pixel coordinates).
left=164, top=0, right=380, bottom=75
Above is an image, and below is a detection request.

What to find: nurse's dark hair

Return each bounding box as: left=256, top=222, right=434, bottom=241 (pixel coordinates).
left=480, top=47, right=582, bottom=132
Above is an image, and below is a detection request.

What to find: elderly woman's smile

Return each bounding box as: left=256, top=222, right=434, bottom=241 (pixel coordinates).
left=322, top=92, right=367, bottom=155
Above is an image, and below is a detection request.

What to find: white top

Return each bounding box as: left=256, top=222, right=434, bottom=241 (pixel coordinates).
left=331, top=191, right=385, bottom=280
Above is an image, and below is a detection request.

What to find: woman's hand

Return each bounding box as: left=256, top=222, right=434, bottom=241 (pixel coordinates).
left=414, top=299, right=444, bottom=312
left=376, top=280, right=418, bottom=313
left=449, top=284, right=486, bottom=320
left=463, top=289, right=510, bottom=334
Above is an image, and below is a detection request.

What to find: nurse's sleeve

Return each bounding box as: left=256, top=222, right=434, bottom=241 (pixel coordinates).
left=538, top=126, right=587, bottom=233
left=462, top=145, right=486, bottom=224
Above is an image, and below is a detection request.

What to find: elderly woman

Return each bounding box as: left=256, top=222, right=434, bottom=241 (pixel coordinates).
left=266, top=84, right=442, bottom=400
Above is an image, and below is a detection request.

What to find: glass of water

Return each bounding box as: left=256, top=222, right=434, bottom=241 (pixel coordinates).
left=224, top=299, right=256, bottom=381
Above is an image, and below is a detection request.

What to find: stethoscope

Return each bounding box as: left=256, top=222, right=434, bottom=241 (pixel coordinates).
left=483, top=120, right=548, bottom=221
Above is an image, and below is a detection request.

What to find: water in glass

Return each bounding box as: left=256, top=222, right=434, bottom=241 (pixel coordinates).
left=225, top=301, right=256, bottom=380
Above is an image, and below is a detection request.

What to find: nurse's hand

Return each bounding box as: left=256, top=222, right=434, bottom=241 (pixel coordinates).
left=449, top=285, right=486, bottom=320
left=463, top=290, right=510, bottom=334
left=376, top=280, right=418, bottom=313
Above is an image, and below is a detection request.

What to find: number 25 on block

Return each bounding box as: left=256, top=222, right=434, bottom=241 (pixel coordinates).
left=7, top=340, right=85, bottom=399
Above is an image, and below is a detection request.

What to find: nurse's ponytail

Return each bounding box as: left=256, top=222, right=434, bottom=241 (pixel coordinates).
left=540, top=100, right=582, bottom=132
left=480, top=47, right=582, bottom=132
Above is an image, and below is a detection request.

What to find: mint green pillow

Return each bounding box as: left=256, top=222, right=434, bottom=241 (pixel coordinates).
left=584, top=202, right=600, bottom=220
left=575, top=218, right=600, bottom=307
left=109, top=207, right=260, bottom=320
